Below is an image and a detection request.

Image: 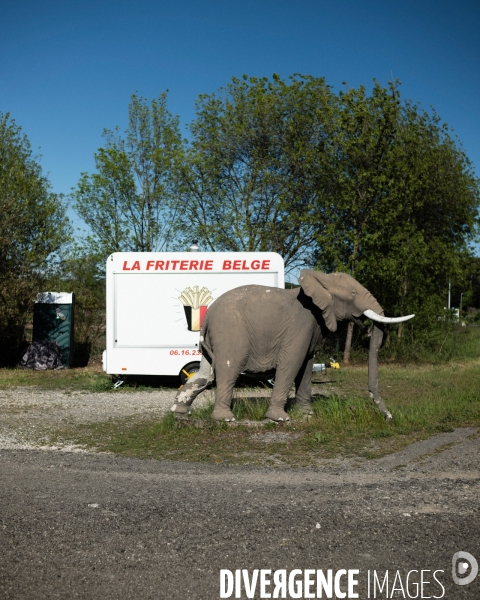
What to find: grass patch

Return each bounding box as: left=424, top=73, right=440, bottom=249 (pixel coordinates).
left=47, top=358, right=480, bottom=466
left=332, top=322, right=480, bottom=366
left=232, top=397, right=270, bottom=421
left=0, top=367, right=113, bottom=391
left=0, top=367, right=178, bottom=392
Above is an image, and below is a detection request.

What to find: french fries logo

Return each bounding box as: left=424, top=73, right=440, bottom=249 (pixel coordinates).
left=178, top=286, right=213, bottom=331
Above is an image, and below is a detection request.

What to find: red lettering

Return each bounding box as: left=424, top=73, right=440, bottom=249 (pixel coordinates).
left=123, top=257, right=270, bottom=272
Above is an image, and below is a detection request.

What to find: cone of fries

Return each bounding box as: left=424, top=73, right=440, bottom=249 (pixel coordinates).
left=179, top=286, right=213, bottom=331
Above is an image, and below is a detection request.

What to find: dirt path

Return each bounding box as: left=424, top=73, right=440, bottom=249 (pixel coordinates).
left=1, top=387, right=479, bottom=599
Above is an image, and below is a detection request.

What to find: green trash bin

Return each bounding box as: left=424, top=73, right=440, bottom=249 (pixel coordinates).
left=33, top=292, right=75, bottom=367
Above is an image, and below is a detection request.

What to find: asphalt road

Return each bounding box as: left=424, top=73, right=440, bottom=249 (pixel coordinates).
left=1, top=429, right=479, bottom=599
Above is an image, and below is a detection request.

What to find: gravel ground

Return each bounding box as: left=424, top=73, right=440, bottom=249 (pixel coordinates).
left=0, top=386, right=213, bottom=449
left=0, top=387, right=189, bottom=424
left=1, top=431, right=479, bottom=599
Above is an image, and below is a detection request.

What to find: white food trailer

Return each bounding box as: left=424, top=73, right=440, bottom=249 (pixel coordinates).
left=102, top=251, right=285, bottom=381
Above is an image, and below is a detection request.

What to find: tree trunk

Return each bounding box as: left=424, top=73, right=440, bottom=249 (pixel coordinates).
left=343, top=321, right=354, bottom=366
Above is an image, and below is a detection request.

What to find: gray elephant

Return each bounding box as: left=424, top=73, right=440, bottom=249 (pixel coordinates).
left=171, top=270, right=414, bottom=422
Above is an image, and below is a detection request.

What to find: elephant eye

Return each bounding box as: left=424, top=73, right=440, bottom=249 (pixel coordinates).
left=351, top=290, right=357, bottom=296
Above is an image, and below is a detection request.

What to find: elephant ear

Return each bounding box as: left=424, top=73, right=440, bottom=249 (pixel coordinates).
left=298, top=270, right=337, bottom=332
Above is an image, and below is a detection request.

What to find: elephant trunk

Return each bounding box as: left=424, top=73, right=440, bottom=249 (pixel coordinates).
left=367, top=323, right=392, bottom=421
left=364, top=304, right=413, bottom=421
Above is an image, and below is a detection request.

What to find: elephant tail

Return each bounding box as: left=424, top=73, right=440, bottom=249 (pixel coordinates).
left=199, top=310, right=215, bottom=370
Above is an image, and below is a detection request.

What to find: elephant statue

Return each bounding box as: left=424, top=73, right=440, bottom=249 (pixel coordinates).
left=171, top=270, right=414, bottom=422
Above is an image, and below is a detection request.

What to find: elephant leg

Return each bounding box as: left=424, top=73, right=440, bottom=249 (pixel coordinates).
left=171, top=357, right=214, bottom=415
left=266, top=347, right=312, bottom=422
left=294, top=357, right=314, bottom=415
left=212, top=362, right=238, bottom=421
left=265, top=367, right=297, bottom=422
left=368, top=324, right=392, bottom=420
left=210, top=329, right=250, bottom=421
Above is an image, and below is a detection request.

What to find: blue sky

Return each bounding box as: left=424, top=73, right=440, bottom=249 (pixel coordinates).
left=1, top=0, right=479, bottom=234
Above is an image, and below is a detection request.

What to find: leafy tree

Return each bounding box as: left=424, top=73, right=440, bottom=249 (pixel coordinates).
left=179, top=74, right=337, bottom=270
left=72, top=92, right=184, bottom=256
left=0, top=113, right=70, bottom=364
left=311, top=81, right=405, bottom=362
left=50, top=248, right=106, bottom=366
left=313, top=82, right=479, bottom=362
left=377, top=102, right=479, bottom=316
left=313, top=82, right=401, bottom=273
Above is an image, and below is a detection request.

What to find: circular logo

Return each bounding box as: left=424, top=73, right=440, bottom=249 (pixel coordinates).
left=452, top=552, right=478, bottom=586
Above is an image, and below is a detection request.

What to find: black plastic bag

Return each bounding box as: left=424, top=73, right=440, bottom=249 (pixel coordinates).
left=19, top=341, right=65, bottom=370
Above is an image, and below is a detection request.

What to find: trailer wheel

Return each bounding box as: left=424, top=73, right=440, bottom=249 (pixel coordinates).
left=179, top=361, right=201, bottom=385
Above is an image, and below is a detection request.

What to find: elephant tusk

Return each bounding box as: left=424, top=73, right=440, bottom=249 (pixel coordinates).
left=363, top=309, right=415, bottom=324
